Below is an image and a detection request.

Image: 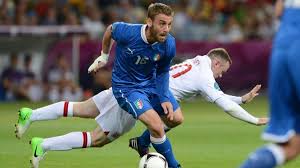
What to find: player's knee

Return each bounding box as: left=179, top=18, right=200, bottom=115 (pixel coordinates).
left=167, top=111, right=184, bottom=128
left=90, top=130, right=110, bottom=148
left=176, top=114, right=184, bottom=125
left=148, top=122, right=164, bottom=138
left=174, top=108, right=184, bottom=124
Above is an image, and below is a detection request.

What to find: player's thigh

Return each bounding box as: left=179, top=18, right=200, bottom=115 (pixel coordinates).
left=90, top=126, right=111, bottom=147
left=74, top=89, right=117, bottom=118
left=73, top=98, right=99, bottom=118
left=95, top=101, right=136, bottom=141
left=161, top=107, right=184, bottom=128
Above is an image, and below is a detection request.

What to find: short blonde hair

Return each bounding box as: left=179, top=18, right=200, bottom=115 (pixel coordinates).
left=147, top=3, right=174, bottom=20
left=207, top=48, right=232, bottom=64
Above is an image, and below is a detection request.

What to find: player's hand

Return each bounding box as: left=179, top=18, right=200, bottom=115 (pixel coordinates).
left=256, top=117, right=269, bottom=126
left=88, top=51, right=109, bottom=73
left=161, top=102, right=174, bottom=121
left=242, top=84, right=261, bottom=104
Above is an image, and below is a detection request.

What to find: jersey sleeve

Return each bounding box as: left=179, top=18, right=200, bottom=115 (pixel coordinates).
left=156, top=37, right=176, bottom=103
left=198, top=77, right=224, bottom=103
left=223, top=94, right=242, bottom=104
left=215, top=96, right=259, bottom=125
left=111, top=22, right=131, bottom=44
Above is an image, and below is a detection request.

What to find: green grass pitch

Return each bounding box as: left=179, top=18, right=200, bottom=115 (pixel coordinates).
left=0, top=97, right=299, bottom=167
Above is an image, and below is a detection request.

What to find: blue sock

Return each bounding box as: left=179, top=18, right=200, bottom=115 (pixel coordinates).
left=138, top=128, right=171, bottom=148
left=137, top=129, right=150, bottom=148
left=240, top=146, right=279, bottom=168
left=151, top=135, right=179, bottom=168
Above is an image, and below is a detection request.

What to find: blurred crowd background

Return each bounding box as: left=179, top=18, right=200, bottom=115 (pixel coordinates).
left=0, top=0, right=276, bottom=41
left=0, top=0, right=276, bottom=102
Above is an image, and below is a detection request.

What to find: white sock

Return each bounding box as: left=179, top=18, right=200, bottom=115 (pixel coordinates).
left=150, top=134, right=166, bottom=144
left=41, top=132, right=91, bottom=151
left=267, top=144, right=286, bottom=166
left=30, top=101, right=74, bottom=121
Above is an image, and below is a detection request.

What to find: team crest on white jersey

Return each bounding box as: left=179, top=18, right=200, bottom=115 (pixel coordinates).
left=153, top=54, right=160, bottom=61
left=134, top=99, right=143, bottom=109
left=214, top=82, right=221, bottom=91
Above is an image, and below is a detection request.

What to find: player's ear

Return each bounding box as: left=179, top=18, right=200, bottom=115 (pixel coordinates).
left=146, top=18, right=152, bottom=27
left=215, top=59, right=222, bottom=67
left=212, top=58, right=218, bottom=66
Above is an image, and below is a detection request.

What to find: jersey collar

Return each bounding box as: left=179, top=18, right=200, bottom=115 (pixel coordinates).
left=141, top=24, right=158, bottom=46
left=204, top=55, right=212, bottom=67
left=141, top=24, right=149, bottom=44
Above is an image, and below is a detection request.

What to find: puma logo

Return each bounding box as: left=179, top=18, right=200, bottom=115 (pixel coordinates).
left=126, top=47, right=135, bottom=54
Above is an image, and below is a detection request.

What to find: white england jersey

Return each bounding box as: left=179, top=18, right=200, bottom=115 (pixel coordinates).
left=93, top=55, right=249, bottom=141
left=169, top=55, right=224, bottom=102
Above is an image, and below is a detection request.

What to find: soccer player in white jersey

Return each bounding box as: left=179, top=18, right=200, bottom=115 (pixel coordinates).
left=129, top=48, right=268, bottom=157
left=15, top=48, right=267, bottom=167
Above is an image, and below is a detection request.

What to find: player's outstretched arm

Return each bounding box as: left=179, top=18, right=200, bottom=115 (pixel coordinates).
left=257, top=117, right=269, bottom=125
left=241, top=84, right=261, bottom=104
left=88, top=25, right=114, bottom=73
left=215, top=96, right=268, bottom=126
left=224, top=84, right=261, bottom=104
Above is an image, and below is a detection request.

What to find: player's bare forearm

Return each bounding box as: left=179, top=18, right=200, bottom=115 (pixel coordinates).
left=102, top=25, right=114, bottom=54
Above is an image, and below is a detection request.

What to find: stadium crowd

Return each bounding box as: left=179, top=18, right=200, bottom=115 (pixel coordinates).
left=0, top=0, right=276, bottom=41
left=0, top=0, right=276, bottom=102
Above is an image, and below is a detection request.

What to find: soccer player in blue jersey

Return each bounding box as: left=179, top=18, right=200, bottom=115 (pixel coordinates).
left=89, top=3, right=182, bottom=168
left=240, top=0, right=300, bottom=167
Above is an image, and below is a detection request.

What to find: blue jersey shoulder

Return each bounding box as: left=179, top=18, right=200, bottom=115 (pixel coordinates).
left=164, top=34, right=176, bottom=59
left=112, top=22, right=143, bottom=44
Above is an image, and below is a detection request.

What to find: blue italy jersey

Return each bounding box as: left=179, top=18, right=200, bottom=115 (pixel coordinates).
left=111, top=22, right=176, bottom=103
left=274, top=1, right=300, bottom=46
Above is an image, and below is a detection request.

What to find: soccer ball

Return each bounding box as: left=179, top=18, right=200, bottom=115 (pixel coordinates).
left=138, top=152, right=168, bottom=168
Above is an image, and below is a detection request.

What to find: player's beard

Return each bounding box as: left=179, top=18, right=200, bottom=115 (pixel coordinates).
left=150, top=26, right=167, bottom=43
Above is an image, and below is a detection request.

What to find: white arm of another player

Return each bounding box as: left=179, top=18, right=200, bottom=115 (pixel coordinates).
left=223, top=85, right=262, bottom=104
left=215, top=96, right=259, bottom=125
left=223, top=94, right=242, bottom=104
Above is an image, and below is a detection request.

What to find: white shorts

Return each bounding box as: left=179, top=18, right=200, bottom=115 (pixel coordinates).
left=92, top=88, right=136, bottom=141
